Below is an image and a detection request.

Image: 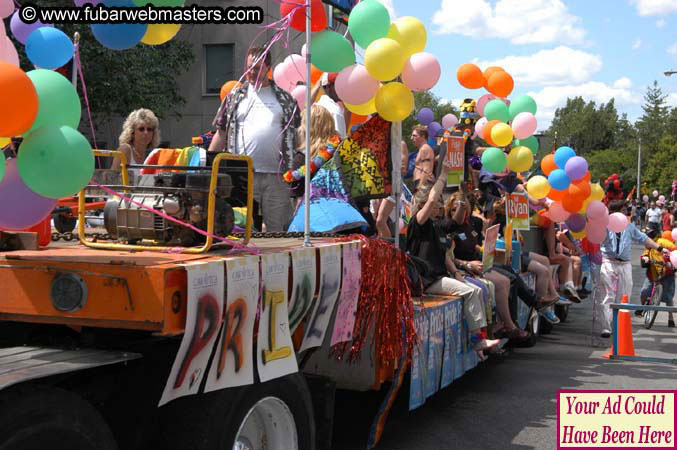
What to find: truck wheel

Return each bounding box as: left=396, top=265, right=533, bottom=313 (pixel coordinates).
left=0, top=386, right=117, bottom=450
left=159, top=373, right=314, bottom=450
left=555, top=304, right=569, bottom=322
left=53, top=213, right=77, bottom=234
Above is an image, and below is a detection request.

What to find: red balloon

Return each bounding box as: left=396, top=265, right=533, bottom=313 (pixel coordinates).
left=280, top=0, right=328, bottom=32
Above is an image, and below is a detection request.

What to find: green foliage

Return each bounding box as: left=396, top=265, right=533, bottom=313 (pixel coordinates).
left=402, top=91, right=457, bottom=148
left=636, top=80, right=670, bottom=155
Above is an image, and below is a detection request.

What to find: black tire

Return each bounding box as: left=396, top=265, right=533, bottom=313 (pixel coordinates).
left=157, top=373, right=315, bottom=450
left=644, top=283, right=662, bottom=330
left=53, top=213, right=77, bottom=234
left=555, top=304, right=569, bottom=322
left=540, top=315, right=553, bottom=335
left=0, top=386, right=117, bottom=450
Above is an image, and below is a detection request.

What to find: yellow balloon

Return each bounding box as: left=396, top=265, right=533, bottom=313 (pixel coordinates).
left=386, top=16, right=427, bottom=57
left=590, top=182, right=604, bottom=201
left=571, top=230, right=586, bottom=239
left=526, top=175, right=550, bottom=199
left=490, top=122, right=513, bottom=147
left=375, top=82, right=414, bottom=122
left=365, top=38, right=406, bottom=82
left=344, top=96, right=377, bottom=115
left=507, top=146, right=533, bottom=172
left=578, top=196, right=592, bottom=214
left=141, top=23, right=182, bottom=45
left=0, top=137, right=9, bottom=147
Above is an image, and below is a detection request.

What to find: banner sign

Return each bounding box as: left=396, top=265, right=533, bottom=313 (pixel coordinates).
left=507, top=192, right=530, bottom=230
left=289, top=248, right=318, bottom=333
left=409, top=308, right=429, bottom=410
left=482, top=224, right=500, bottom=271
left=445, top=136, right=465, bottom=187
left=425, top=304, right=445, bottom=398
left=331, top=242, right=362, bottom=346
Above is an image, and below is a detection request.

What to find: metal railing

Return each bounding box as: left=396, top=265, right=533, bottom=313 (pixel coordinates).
left=609, top=302, right=677, bottom=364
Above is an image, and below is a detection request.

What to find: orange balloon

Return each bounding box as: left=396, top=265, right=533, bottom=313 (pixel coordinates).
left=0, top=62, right=38, bottom=137
left=548, top=188, right=567, bottom=201
left=348, top=112, right=368, bottom=130
left=220, top=80, right=242, bottom=101
left=541, top=154, right=557, bottom=176
left=568, top=180, right=591, bottom=200
left=310, top=65, right=323, bottom=85
left=483, top=66, right=504, bottom=87
left=486, top=70, right=514, bottom=97
left=267, top=68, right=273, bottom=80
left=582, top=171, right=591, bottom=182
left=662, top=230, right=674, bottom=242
left=483, top=119, right=501, bottom=146
left=457, top=63, right=485, bottom=89
left=562, top=194, right=583, bottom=213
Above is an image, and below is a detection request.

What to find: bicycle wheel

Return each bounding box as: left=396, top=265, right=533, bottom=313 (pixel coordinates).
left=644, top=282, right=662, bottom=329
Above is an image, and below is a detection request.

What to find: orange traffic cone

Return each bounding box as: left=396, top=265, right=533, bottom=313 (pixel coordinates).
left=604, top=295, right=635, bottom=358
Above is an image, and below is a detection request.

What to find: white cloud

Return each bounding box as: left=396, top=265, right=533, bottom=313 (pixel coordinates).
left=528, top=82, right=639, bottom=130
left=668, top=42, right=677, bottom=56
left=376, top=0, right=396, bottom=19
left=632, top=38, right=642, bottom=50
left=432, top=0, right=586, bottom=45
left=667, top=93, right=677, bottom=107
left=630, top=0, right=677, bottom=16
left=613, top=77, right=633, bottom=89
left=473, top=46, right=602, bottom=86
left=656, top=18, right=666, bottom=28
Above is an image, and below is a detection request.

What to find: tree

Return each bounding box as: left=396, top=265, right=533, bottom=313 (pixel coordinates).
left=402, top=91, right=457, bottom=149
left=644, top=135, right=677, bottom=195
left=635, top=80, right=669, bottom=155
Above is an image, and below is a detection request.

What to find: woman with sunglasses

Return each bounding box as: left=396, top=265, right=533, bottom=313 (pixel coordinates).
left=112, top=108, right=161, bottom=180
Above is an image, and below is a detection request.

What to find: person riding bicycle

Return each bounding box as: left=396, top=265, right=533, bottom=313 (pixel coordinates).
left=639, top=229, right=676, bottom=327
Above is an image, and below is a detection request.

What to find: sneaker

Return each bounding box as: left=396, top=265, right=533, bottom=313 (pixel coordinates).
left=556, top=297, right=573, bottom=306
left=540, top=309, right=561, bottom=325
left=577, top=288, right=589, bottom=299
left=563, top=285, right=582, bottom=303
left=600, top=331, right=611, bottom=338
left=536, top=296, right=559, bottom=311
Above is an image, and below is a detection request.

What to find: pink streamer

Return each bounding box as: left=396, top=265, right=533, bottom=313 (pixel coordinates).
left=75, top=42, right=99, bottom=151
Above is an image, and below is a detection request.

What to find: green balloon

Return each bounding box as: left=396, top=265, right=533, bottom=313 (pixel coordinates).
left=481, top=147, right=507, bottom=173
left=348, top=0, right=390, bottom=49
left=18, top=126, right=94, bottom=199
left=514, top=136, right=539, bottom=154
left=26, top=70, right=81, bottom=133
left=0, top=152, right=5, bottom=184
left=484, top=99, right=509, bottom=123
left=311, top=31, right=356, bottom=73
left=509, top=94, right=537, bottom=120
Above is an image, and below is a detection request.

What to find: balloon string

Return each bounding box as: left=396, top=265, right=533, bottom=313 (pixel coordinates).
left=74, top=41, right=99, bottom=151
left=89, top=180, right=259, bottom=254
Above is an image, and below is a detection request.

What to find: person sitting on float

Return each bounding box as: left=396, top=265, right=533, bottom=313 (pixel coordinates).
left=111, top=108, right=161, bottom=183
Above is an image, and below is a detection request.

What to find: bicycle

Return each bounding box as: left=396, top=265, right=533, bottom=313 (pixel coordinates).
left=639, top=249, right=673, bottom=330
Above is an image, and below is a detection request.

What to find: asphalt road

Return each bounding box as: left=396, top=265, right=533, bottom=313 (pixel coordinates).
left=332, top=244, right=677, bottom=450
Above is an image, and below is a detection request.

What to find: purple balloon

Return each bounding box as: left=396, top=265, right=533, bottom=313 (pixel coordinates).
left=428, top=121, right=442, bottom=137
left=9, top=11, right=54, bottom=45
left=74, top=0, right=101, bottom=6
left=0, top=159, right=57, bottom=230
left=417, top=108, right=434, bottom=126
left=564, top=156, right=588, bottom=181
left=565, top=214, right=586, bottom=233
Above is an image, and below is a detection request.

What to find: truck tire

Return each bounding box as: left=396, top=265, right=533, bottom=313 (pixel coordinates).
left=0, top=386, right=117, bottom=450
left=159, top=373, right=315, bottom=450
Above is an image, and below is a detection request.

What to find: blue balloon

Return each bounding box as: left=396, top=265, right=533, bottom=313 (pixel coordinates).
left=548, top=169, right=571, bottom=191
left=554, top=146, right=576, bottom=169
left=91, top=0, right=147, bottom=50
left=25, top=28, right=74, bottom=70
left=428, top=121, right=442, bottom=137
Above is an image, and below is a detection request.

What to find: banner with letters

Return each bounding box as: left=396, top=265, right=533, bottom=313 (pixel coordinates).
left=445, top=136, right=465, bottom=187
left=331, top=242, right=362, bottom=346
left=425, top=304, right=445, bottom=398
left=506, top=192, right=530, bottom=230
left=409, top=308, right=429, bottom=410
left=288, top=248, right=318, bottom=334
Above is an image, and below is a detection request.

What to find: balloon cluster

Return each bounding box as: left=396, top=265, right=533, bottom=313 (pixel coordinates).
left=416, top=107, right=458, bottom=140
left=279, top=0, right=438, bottom=122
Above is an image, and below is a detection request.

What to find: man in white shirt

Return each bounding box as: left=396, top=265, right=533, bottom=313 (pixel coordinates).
left=645, top=201, right=662, bottom=236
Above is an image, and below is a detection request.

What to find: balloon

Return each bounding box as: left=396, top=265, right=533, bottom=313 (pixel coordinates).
left=417, top=108, right=434, bottom=126
left=568, top=180, right=591, bottom=200
left=554, top=146, right=576, bottom=169
left=273, top=61, right=294, bottom=92
left=585, top=220, right=607, bottom=244
left=586, top=200, right=608, bottom=220
left=659, top=195, right=666, bottom=202
left=335, top=64, right=379, bottom=105
left=671, top=250, right=677, bottom=268
left=476, top=94, right=497, bottom=117
left=442, top=114, right=458, bottom=129
left=562, top=194, right=583, bottom=213
left=284, top=53, right=306, bottom=86
left=311, top=31, right=355, bottom=73
left=0, top=36, right=19, bottom=67
left=10, top=11, right=54, bottom=45
left=310, top=65, right=323, bottom=85
left=549, top=169, right=571, bottom=191
left=515, top=135, right=539, bottom=154
left=0, top=63, right=38, bottom=137
left=0, top=151, right=4, bottom=183
left=365, top=38, right=406, bottom=82
left=482, top=66, right=504, bottom=85
left=507, top=146, right=533, bottom=172
left=566, top=214, right=586, bottom=233
left=541, top=154, right=557, bottom=176
left=91, top=3, right=147, bottom=50
left=571, top=230, right=586, bottom=239
left=0, top=0, right=13, bottom=18
left=484, top=99, right=509, bottom=123
left=386, top=16, right=426, bottom=58
left=374, top=82, right=414, bottom=122
left=483, top=120, right=501, bottom=146
left=527, top=175, right=550, bottom=199
left=0, top=159, right=57, bottom=230
left=25, top=27, right=75, bottom=70
left=589, top=183, right=604, bottom=201
left=18, top=126, right=95, bottom=199
left=608, top=212, right=628, bottom=233
left=280, top=0, right=327, bottom=33
left=0, top=137, right=8, bottom=147
left=428, top=121, right=441, bottom=138
left=564, top=156, right=588, bottom=181
left=662, top=230, right=674, bottom=242
left=481, top=147, right=507, bottom=174
left=141, top=23, right=181, bottom=45
left=486, top=70, right=514, bottom=97
left=589, top=213, right=610, bottom=228
left=401, top=52, right=440, bottom=92
left=653, top=190, right=659, bottom=197
left=474, top=117, right=488, bottom=139
left=548, top=188, right=567, bottom=201
left=291, top=84, right=307, bottom=108
left=348, top=112, right=368, bottom=130
left=456, top=63, right=484, bottom=89
left=348, top=0, right=390, bottom=48
left=511, top=112, right=537, bottom=139
left=508, top=94, right=537, bottom=120
left=643, top=195, right=649, bottom=202
left=344, top=96, right=377, bottom=116
left=672, top=228, right=677, bottom=242
left=490, top=122, right=513, bottom=147
left=75, top=0, right=101, bottom=5
left=582, top=171, right=591, bottom=182
left=220, top=80, right=241, bottom=101
left=549, top=202, right=570, bottom=222
left=26, top=70, right=81, bottom=132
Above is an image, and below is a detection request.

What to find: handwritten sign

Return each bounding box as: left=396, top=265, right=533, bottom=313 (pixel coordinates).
left=289, top=248, right=317, bottom=333
left=331, top=242, right=362, bottom=346
left=507, top=192, right=530, bottom=230
left=160, top=260, right=224, bottom=406
left=482, top=224, right=500, bottom=272
left=445, top=136, right=465, bottom=187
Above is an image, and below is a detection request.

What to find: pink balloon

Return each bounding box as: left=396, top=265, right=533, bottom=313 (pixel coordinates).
left=672, top=228, right=677, bottom=242
left=284, top=53, right=306, bottom=85
left=659, top=195, right=666, bottom=202
left=442, top=113, right=458, bottom=129
left=653, top=190, right=659, bottom=197
left=670, top=250, right=677, bottom=268
left=401, top=52, right=441, bottom=92
left=512, top=112, right=537, bottom=139
left=549, top=201, right=570, bottom=222
left=0, top=37, right=19, bottom=67
left=291, top=84, right=307, bottom=109
left=0, top=0, right=14, bottom=19
left=477, top=94, right=497, bottom=117
left=301, top=43, right=308, bottom=58
left=586, top=200, right=608, bottom=220
left=585, top=221, right=607, bottom=244
left=588, top=214, right=609, bottom=228
left=474, top=117, right=488, bottom=138
left=608, top=212, right=628, bottom=233
left=273, top=61, right=294, bottom=92
left=335, top=64, right=379, bottom=105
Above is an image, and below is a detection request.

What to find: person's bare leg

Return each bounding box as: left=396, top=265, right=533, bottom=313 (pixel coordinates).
left=571, top=255, right=582, bottom=287
left=529, top=252, right=558, bottom=298
left=528, top=259, right=558, bottom=301
left=484, top=270, right=519, bottom=331
left=376, top=199, right=394, bottom=238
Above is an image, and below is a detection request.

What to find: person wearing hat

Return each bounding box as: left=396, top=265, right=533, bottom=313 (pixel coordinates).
left=315, top=72, right=347, bottom=139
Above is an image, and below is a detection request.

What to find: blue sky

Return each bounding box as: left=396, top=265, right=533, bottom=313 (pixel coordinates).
left=373, top=0, right=677, bottom=131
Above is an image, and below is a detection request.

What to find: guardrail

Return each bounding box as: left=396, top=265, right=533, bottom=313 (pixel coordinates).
left=609, top=303, right=677, bottom=364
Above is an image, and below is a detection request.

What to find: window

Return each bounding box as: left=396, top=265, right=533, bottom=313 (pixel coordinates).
left=204, top=44, right=234, bottom=95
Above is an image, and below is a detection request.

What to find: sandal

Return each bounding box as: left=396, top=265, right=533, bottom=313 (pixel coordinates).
left=506, top=327, right=531, bottom=341
left=536, top=297, right=558, bottom=311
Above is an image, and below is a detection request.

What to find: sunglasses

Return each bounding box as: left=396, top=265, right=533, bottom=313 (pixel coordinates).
left=137, top=127, right=155, bottom=133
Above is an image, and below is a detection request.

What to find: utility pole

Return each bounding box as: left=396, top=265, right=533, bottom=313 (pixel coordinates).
left=636, top=137, right=641, bottom=200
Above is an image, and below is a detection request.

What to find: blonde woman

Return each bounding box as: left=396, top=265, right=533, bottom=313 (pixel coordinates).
left=284, top=104, right=339, bottom=202
left=111, top=108, right=161, bottom=179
